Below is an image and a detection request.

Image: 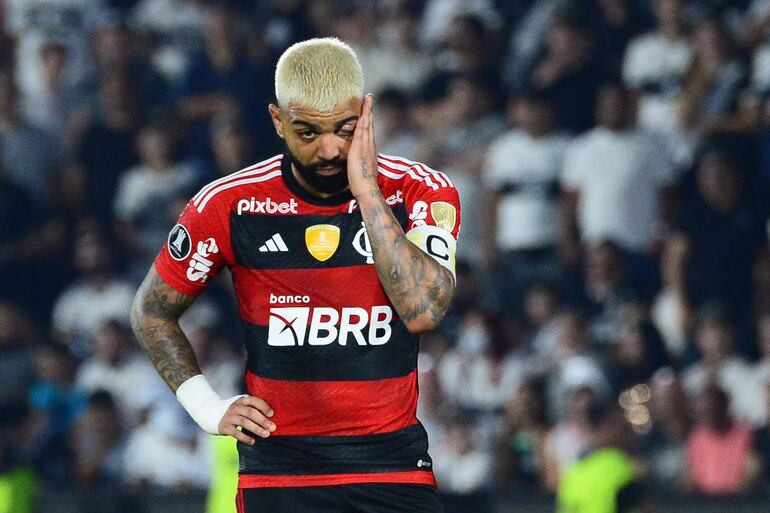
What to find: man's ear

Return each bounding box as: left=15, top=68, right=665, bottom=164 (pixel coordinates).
left=268, top=104, right=284, bottom=139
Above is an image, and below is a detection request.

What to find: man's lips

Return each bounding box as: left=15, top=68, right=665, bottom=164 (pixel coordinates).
left=316, top=166, right=343, bottom=176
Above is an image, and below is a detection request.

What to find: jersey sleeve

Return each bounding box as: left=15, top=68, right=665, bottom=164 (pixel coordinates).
left=401, top=167, right=461, bottom=280
left=153, top=195, right=229, bottom=296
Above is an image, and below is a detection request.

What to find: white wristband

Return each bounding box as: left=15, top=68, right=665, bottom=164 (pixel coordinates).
left=175, top=374, right=245, bottom=435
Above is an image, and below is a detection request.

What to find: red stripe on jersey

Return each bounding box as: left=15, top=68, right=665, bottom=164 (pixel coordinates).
left=193, top=154, right=283, bottom=204
left=238, top=470, right=436, bottom=488
left=232, top=267, right=391, bottom=325
left=245, top=370, right=418, bottom=436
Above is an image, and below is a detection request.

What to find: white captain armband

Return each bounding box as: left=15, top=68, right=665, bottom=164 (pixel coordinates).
left=406, top=224, right=457, bottom=281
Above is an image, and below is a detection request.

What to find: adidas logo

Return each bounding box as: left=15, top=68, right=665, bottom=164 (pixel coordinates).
left=259, top=234, right=288, bottom=253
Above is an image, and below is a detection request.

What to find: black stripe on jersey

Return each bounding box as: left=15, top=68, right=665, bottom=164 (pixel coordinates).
left=237, top=423, right=431, bottom=475
left=230, top=205, right=408, bottom=270
left=242, top=320, right=418, bottom=381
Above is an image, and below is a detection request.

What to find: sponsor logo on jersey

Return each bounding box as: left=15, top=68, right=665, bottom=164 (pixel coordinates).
left=186, top=238, right=219, bottom=282
left=259, top=233, right=288, bottom=253
left=352, top=222, right=373, bottom=264
left=168, top=224, right=192, bottom=261
left=305, top=224, right=340, bottom=261
left=268, top=305, right=393, bottom=347
left=237, top=197, right=298, bottom=215
left=269, top=293, right=310, bottom=304
left=430, top=201, right=457, bottom=232
left=409, top=201, right=428, bottom=227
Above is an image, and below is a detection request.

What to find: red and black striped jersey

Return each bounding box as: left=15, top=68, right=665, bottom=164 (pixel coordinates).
left=154, top=153, right=461, bottom=488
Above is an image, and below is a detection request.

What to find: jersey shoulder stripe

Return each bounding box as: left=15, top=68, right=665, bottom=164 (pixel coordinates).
left=192, top=154, right=283, bottom=206
left=195, top=166, right=283, bottom=212
left=377, top=154, right=454, bottom=189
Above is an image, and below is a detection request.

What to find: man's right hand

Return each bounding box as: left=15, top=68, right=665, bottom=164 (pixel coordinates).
left=218, top=396, right=277, bottom=445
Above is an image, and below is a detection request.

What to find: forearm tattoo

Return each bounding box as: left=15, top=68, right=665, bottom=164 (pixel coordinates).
left=130, top=268, right=200, bottom=391
left=360, top=188, right=455, bottom=329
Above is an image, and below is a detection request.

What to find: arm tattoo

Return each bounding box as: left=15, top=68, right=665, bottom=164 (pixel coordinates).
left=130, top=267, right=200, bottom=391
left=360, top=189, right=455, bottom=331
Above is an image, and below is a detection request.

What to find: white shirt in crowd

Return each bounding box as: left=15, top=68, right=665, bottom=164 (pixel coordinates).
left=114, top=162, right=198, bottom=221
left=432, top=440, right=491, bottom=494
left=75, top=352, right=169, bottom=427
left=52, top=279, right=135, bottom=342
left=682, top=356, right=755, bottom=423
left=484, top=129, right=571, bottom=250
left=561, top=127, right=676, bottom=252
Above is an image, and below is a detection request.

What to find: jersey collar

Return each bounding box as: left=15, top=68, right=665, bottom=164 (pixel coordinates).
left=281, top=154, right=354, bottom=206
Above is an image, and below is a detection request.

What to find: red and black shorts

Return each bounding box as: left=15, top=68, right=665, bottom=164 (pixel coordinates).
left=236, top=483, right=444, bottom=513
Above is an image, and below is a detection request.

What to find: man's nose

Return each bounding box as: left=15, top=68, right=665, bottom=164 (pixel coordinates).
left=316, top=134, right=342, bottom=161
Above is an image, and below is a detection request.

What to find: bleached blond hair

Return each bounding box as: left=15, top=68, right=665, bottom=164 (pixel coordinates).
left=275, top=38, right=364, bottom=112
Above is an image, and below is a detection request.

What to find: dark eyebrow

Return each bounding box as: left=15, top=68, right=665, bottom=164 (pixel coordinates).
left=291, top=120, right=322, bottom=131
left=334, top=116, right=359, bottom=130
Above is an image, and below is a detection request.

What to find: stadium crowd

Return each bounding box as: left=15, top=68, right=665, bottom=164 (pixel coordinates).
left=2, top=0, right=770, bottom=511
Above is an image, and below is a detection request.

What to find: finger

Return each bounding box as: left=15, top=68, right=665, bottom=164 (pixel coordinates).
left=222, top=425, right=256, bottom=445
left=236, top=416, right=272, bottom=438
left=237, top=396, right=274, bottom=417
left=363, top=94, right=373, bottom=131
left=232, top=406, right=276, bottom=431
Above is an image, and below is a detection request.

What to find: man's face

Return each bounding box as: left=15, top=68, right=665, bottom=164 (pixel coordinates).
left=269, top=98, right=361, bottom=194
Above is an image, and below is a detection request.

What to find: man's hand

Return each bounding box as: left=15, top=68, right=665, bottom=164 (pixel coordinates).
left=218, top=396, right=276, bottom=445
left=347, top=94, right=379, bottom=199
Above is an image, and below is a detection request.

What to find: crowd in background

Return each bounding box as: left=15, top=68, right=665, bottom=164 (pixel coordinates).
left=2, top=0, right=770, bottom=510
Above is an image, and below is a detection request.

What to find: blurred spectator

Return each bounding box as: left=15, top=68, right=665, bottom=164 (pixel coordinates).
left=556, top=401, right=645, bottom=513
left=74, top=71, right=142, bottom=221
left=610, top=322, right=671, bottom=393
left=482, top=93, right=569, bottom=309
left=69, top=391, right=125, bottom=486
left=6, top=0, right=107, bottom=99
left=580, top=240, right=643, bottom=343
left=113, top=121, right=199, bottom=275
left=651, top=233, right=692, bottom=359
left=624, top=0, right=693, bottom=164
left=432, top=415, right=491, bottom=496
left=420, top=0, right=501, bottom=50
left=21, top=41, right=91, bottom=149
left=436, top=13, right=499, bottom=77
left=27, top=344, right=87, bottom=480
left=682, top=306, right=752, bottom=424
left=362, top=2, right=433, bottom=94
left=176, top=4, right=273, bottom=159
left=684, top=385, right=760, bottom=495
left=548, top=311, right=610, bottom=418
left=123, top=403, right=209, bottom=490
left=438, top=310, right=527, bottom=413
left=528, top=12, right=607, bottom=133
left=524, top=282, right=564, bottom=359
left=0, top=403, right=38, bottom=513
left=416, top=73, right=506, bottom=263
left=130, top=0, right=210, bottom=84
left=495, top=380, right=550, bottom=490
left=186, top=320, right=241, bottom=399
left=743, top=313, right=770, bottom=426
left=678, top=18, right=754, bottom=148
left=0, top=68, right=60, bottom=206
left=209, top=117, right=256, bottom=177
left=543, top=385, right=596, bottom=491
left=561, top=83, right=677, bottom=270
left=675, top=148, right=768, bottom=319
left=0, top=302, right=38, bottom=410
left=51, top=222, right=134, bottom=355
left=645, top=369, right=691, bottom=491
left=75, top=320, right=166, bottom=426
left=374, top=88, right=420, bottom=158
left=88, top=22, right=169, bottom=113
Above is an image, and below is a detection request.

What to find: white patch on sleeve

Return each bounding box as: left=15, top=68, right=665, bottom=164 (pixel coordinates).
left=406, top=224, right=457, bottom=280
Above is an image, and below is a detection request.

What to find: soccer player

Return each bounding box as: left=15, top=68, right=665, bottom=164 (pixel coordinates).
left=130, top=38, right=461, bottom=512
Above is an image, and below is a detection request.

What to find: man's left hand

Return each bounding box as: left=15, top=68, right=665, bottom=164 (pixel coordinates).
left=347, top=94, right=380, bottom=200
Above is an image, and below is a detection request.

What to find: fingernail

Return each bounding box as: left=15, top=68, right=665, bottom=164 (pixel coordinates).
left=267, top=410, right=274, bottom=417
left=267, top=422, right=276, bottom=431
left=262, top=430, right=270, bottom=438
